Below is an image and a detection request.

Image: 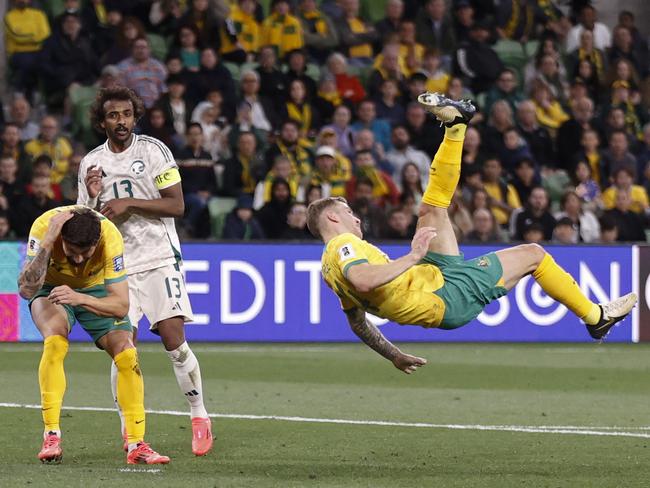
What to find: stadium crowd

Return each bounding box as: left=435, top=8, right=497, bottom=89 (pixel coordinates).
left=1, top=0, right=649, bottom=243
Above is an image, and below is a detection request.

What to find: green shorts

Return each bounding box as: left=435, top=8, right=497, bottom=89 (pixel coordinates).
left=29, top=285, right=133, bottom=343
left=422, top=251, right=508, bottom=330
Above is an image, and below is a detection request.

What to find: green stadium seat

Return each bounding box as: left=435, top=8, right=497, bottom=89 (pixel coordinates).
left=208, top=197, right=237, bottom=238
left=147, top=33, right=169, bottom=62
left=224, top=62, right=242, bottom=82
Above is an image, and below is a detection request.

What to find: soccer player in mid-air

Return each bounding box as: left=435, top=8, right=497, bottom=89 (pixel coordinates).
left=308, top=93, right=637, bottom=373
left=77, top=87, right=212, bottom=455
left=18, top=206, right=169, bottom=464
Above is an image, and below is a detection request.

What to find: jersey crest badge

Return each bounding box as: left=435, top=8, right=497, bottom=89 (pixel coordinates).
left=338, top=244, right=355, bottom=261
left=130, top=160, right=146, bottom=177
left=477, top=257, right=490, bottom=268
left=113, top=255, right=125, bottom=272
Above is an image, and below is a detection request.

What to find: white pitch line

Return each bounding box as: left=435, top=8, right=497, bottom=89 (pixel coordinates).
left=118, top=468, right=161, bottom=473
left=1, top=402, right=649, bottom=439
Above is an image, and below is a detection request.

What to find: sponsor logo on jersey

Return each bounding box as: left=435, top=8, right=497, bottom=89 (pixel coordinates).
left=338, top=244, right=355, bottom=261
left=113, top=255, right=124, bottom=272
left=28, top=237, right=40, bottom=254
left=130, top=160, right=146, bottom=177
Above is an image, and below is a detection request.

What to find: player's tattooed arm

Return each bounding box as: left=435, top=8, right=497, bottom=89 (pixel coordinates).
left=18, top=247, right=52, bottom=299
left=345, top=308, right=428, bottom=374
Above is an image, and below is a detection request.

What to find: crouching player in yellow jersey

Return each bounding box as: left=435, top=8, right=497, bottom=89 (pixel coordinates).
left=18, top=206, right=169, bottom=465
left=307, top=93, right=637, bottom=374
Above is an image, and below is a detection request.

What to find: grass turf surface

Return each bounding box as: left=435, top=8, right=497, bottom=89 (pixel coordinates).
left=0, top=342, right=649, bottom=487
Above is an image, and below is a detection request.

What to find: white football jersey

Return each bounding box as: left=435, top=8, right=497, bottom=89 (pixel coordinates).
left=77, top=134, right=182, bottom=275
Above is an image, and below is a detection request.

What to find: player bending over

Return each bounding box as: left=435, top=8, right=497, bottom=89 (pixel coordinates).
left=18, top=206, right=169, bottom=464
left=307, top=93, right=637, bottom=374
left=77, top=86, right=211, bottom=455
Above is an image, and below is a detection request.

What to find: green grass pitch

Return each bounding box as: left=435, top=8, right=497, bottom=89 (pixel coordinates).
left=1, top=342, right=649, bottom=487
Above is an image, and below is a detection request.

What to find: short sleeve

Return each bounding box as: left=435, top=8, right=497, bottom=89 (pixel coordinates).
left=26, top=215, right=48, bottom=260
left=331, top=235, right=369, bottom=278
left=148, top=137, right=178, bottom=187
left=101, top=221, right=127, bottom=284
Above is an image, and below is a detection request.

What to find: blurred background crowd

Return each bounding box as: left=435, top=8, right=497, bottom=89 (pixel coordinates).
left=1, top=0, right=649, bottom=244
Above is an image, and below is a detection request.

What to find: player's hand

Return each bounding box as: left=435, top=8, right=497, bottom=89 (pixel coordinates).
left=392, top=352, right=427, bottom=374
left=43, top=211, right=74, bottom=248
left=409, top=226, right=437, bottom=261
left=100, top=198, right=132, bottom=220
left=48, top=285, right=84, bottom=307
left=85, top=165, right=103, bottom=198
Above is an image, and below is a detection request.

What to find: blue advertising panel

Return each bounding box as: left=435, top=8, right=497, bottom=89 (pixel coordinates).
left=59, top=242, right=634, bottom=343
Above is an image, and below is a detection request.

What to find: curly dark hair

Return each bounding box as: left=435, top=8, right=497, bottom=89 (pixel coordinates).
left=61, top=208, right=101, bottom=249
left=90, top=86, right=145, bottom=133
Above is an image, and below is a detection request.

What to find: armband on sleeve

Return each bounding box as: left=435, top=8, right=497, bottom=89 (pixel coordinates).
left=155, top=167, right=181, bottom=190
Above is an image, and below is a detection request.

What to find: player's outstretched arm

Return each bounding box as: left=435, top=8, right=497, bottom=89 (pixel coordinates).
left=345, top=308, right=427, bottom=374
left=346, top=227, right=437, bottom=293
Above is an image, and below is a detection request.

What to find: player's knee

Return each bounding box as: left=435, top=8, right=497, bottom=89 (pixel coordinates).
left=525, top=243, right=546, bottom=265
left=417, top=203, right=446, bottom=219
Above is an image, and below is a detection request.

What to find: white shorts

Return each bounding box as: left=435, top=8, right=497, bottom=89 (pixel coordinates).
left=127, top=263, right=194, bottom=332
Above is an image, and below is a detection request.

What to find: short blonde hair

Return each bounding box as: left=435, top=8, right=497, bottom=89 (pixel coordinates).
left=306, top=197, right=348, bottom=240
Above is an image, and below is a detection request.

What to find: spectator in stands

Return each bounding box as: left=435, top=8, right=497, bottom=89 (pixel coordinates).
left=8, top=96, right=38, bottom=142
left=257, top=177, right=293, bottom=238
left=10, top=174, right=57, bottom=237
left=602, top=189, right=646, bottom=242
left=4, top=0, right=51, bottom=101
left=316, top=127, right=351, bottom=169
left=552, top=217, right=579, bottom=244
left=566, top=29, right=606, bottom=82
left=565, top=5, right=612, bottom=53
left=285, top=49, right=317, bottom=101
left=257, top=44, right=288, bottom=106
left=598, top=214, right=619, bottom=243
left=349, top=177, right=385, bottom=239
left=524, top=39, right=569, bottom=105
left=193, top=48, right=237, bottom=120
left=601, top=130, right=638, bottom=181
left=346, top=149, right=399, bottom=208
left=368, top=44, right=408, bottom=101
left=140, top=107, right=178, bottom=150
left=221, top=131, right=264, bottom=197
left=385, top=125, right=430, bottom=182
left=452, top=0, right=473, bottom=45
left=404, top=101, right=443, bottom=158
left=338, top=0, right=378, bottom=66
left=609, top=25, right=647, bottom=77
left=516, top=100, right=554, bottom=168
left=102, top=16, right=147, bottom=66
left=40, top=10, right=98, bottom=109
left=117, top=36, right=167, bottom=108
left=512, top=186, right=556, bottom=241
left=482, top=157, right=521, bottom=228
left=59, top=152, right=81, bottom=203
left=261, top=0, right=304, bottom=59
left=298, top=0, right=338, bottom=64
left=314, top=72, right=342, bottom=123
left=571, top=159, right=602, bottom=213
left=521, top=222, right=545, bottom=244
left=169, top=24, right=202, bottom=73
left=511, top=158, right=540, bottom=205
left=465, top=208, right=500, bottom=243
left=570, top=128, right=604, bottom=186
left=468, top=186, right=489, bottom=214
left=353, top=129, right=391, bottom=174
left=482, top=100, right=514, bottom=157
left=529, top=80, right=569, bottom=132
left=500, top=127, right=534, bottom=174
left=280, top=201, right=314, bottom=239
left=326, top=52, right=366, bottom=105
left=419, top=48, right=449, bottom=94
left=310, top=145, right=351, bottom=198
left=608, top=80, right=646, bottom=141
left=0, top=123, right=31, bottom=182
left=496, top=0, right=565, bottom=43
left=305, top=183, right=323, bottom=207
left=554, top=190, right=600, bottom=243
left=156, top=74, right=193, bottom=142
left=416, top=0, right=455, bottom=64
left=454, top=20, right=503, bottom=94
left=0, top=210, right=13, bottom=239
left=602, top=166, right=649, bottom=214
left=351, top=100, right=392, bottom=152
left=283, top=79, right=321, bottom=138
left=81, top=0, right=115, bottom=55
left=181, top=0, right=221, bottom=49
left=375, top=0, right=403, bottom=48
left=256, top=154, right=301, bottom=208
left=239, top=69, right=278, bottom=134
left=556, top=96, right=596, bottom=168
left=399, top=162, right=423, bottom=205
left=617, top=10, right=648, bottom=55
left=636, top=124, right=650, bottom=179
left=222, top=193, right=265, bottom=240
left=25, top=116, right=73, bottom=185
left=324, top=105, right=355, bottom=159
left=448, top=188, right=473, bottom=240
left=484, top=68, right=523, bottom=117
left=0, top=156, right=20, bottom=207
left=398, top=20, right=425, bottom=76
left=220, top=0, right=259, bottom=63
left=265, top=119, right=312, bottom=177
left=382, top=206, right=415, bottom=239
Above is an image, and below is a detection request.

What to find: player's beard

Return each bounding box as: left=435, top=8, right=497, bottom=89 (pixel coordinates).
left=110, top=125, right=132, bottom=144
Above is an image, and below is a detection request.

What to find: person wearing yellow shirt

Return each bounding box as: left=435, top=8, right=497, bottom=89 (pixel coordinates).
left=602, top=166, right=650, bottom=214
left=4, top=0, right=51, bottom=99
left=339, top=0, right=379, bottom=66
left=307, top=92, right=636, bottom=373
left=18, top=206, right=169, bottom=465
left=221, top=0, right=260, bottom=62
left=311, top=145, right=352, bottom=198
left=25, top=116, right=73, bottom=184
left=261, top=0, right=304, bottom=59
left=298, top=0, right=338, bottom=63
left=419, top=48, right=450, bottom=94
left=482, top=157, right=522, bottom=227
left=531, top=81, right=569, bottom=131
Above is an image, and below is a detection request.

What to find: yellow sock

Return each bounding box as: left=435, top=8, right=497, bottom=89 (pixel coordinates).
left=39, top=335, right=69, bottom=433
left=533, top=253, right=601, bottom=324
left=422, top=125, right=467, bottom=208
left=114, top=348, right=146, bottom=444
